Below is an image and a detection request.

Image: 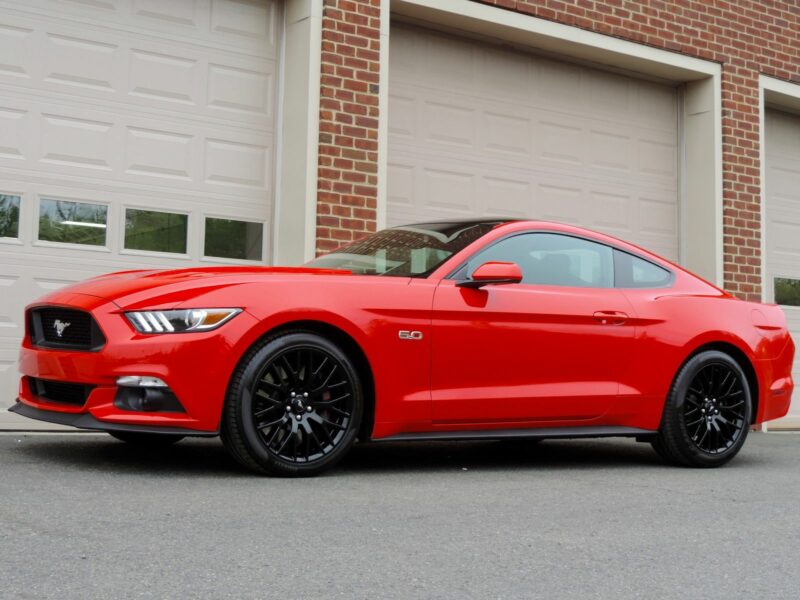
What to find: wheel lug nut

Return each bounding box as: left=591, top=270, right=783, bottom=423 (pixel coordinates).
left=306, top=406, right=313, bottom=412
left=290, top=391, right=296, bottom=397
left=303, top=392, right=309, bottom=398
left=285, top=405, right=291, bottom=411
left=295, top=415, right=302, bottom=421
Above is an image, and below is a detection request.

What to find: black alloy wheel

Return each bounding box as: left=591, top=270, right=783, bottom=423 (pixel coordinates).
left=652, top=350, right=751, bottom=468
left=221, top=331, right=363, bottom=476
left=682, top=362, right=748, bottom=454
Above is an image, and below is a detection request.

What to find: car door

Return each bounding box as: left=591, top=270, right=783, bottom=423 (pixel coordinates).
left=430, top=232, right=636, bottom=426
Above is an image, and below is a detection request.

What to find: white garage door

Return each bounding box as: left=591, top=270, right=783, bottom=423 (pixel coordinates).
left=388, top=25, right=679, bottom=260
left=0, top=0, right=282, bottom=427
left=765, top=109, right=800, bottom=429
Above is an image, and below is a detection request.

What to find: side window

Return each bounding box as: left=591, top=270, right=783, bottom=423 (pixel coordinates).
left=614, top=249, right=672, bottom=288
left=466, top=233, right=614, bottom=288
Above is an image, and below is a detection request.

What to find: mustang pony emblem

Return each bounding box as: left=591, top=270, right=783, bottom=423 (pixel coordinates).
left=53, top=319, right=71, bottom=338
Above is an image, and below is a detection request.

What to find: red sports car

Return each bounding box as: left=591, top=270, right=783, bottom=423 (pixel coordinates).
left=11, top=220, right=795, bottom=475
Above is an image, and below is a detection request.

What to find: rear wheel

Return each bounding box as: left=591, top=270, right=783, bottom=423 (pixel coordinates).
left=109, top=432, right=185, bottom=446
left=652, top=350, right=751, bottom=468
left=221, top=331, right=363, bottom=477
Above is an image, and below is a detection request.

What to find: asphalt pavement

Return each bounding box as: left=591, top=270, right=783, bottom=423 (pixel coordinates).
left=2, top=432, right=799, bottom=599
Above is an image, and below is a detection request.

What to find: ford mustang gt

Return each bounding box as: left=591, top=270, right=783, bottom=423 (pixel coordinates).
left=11, top=219, right=795, bottom=475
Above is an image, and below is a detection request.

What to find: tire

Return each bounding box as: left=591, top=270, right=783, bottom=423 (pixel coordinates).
left=652, top=350, right=752, bottom=468
left=221, top=331, right=363, bottom=477
left=109, top=431, right=185, bottom=446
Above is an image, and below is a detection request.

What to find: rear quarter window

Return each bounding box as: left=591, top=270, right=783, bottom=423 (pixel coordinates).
left=614, top=249, right=672, bottom=288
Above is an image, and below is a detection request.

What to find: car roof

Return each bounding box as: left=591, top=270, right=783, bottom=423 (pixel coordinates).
left=391, top=218, right=523, bottom=237
left=395, top=218, right=522, bottom=228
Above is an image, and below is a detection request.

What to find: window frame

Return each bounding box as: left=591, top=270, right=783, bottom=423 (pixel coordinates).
left=0, top=192, right=23, bottom=244
left=773, top=276, right=800, bottom=308
left=35, top=195, right=111, bottom=252
left=200, top=214, right=267, bottom=264
left=120, top=205, right=191, bottom=259
left=446, top=230, right=675, bottom=290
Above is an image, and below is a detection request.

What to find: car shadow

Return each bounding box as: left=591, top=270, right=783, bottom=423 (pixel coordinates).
left=10, top=434, right=676, bottom=477
left=11, top=434, right=247, bottom=477
left=340, top=438, right=666, bottom=474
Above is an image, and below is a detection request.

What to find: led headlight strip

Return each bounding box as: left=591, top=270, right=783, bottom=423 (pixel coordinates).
left=125, top=308, right=241, bottom=333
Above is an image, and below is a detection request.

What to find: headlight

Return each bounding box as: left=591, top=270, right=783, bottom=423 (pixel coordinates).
left=125, top=308, right=241, bottom=333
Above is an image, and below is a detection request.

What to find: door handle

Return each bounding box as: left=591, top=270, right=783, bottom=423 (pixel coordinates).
left=593, top=311, right=629, bottom=325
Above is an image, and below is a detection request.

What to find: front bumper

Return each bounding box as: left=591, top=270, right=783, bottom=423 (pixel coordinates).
left=8, top=401, right=217, bottom=436
left=15, top=293, right=261, bottom=433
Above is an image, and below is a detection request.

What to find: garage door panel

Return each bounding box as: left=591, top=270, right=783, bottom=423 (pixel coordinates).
left=483, top=112, right=531, bottom=157
left=766, top=109, right=800, bottom=427
left=0, top=94, right=274, bottom=200
left=390, top=98, right=676, bottom=186
left=10, top=0, right=281, bottom=56
left=481, top=177, right=532, bottom=219
left=766, top=168, right=800, bottom=197
left=44, top=32, right=119, bottom=92
left=579, top=69, right=633, bottom=116
left=0, top=6, right=279, bottom=130
left=388, top=24, right=678, bottom=260
left=423, top=101, right=476, bottom=148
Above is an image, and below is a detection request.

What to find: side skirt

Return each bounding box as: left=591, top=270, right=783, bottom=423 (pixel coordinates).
left=374, top=426, right=657, bottom=443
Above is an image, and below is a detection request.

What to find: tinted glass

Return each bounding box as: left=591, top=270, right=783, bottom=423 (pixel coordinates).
left=125, top=209, right=188, bottom=254
left=306, top=221, right=501, bottom=276
left=0, top=194, right=20, bottom=238
left=614, top=250, right=672, bottom=288
left=205, top=217, right=263, bottom=261
left=775, top=277, right=800, bottom=307
left=38, top=199, right=107, bottom=246
left=465, top=233, right=613, bottom=288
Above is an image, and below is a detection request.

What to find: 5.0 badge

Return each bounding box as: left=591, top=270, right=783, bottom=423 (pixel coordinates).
left=398, top=330, right=423, bottom=340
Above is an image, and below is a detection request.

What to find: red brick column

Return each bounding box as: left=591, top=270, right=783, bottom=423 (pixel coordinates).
left=316, top=0, right=381, bottom=255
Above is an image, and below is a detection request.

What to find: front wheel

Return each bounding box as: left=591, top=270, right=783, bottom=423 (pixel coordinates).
left=652, top=350, right=751, bottom=468
left=221, top=331, right=363, bottom=477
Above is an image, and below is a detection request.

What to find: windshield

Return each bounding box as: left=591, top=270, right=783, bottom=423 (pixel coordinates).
left=306, top=221, right=504, bottom=277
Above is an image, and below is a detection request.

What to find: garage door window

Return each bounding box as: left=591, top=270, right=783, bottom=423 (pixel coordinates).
left=38, top=199, right=108, bottom=246
left=0, top=195, right=20, bottom=239
left=774, top=277, right=800, bottom=307
left=204, top=217, right=263, bottom=261
left=467, top=233, right=614, bottom=288
left=124, top=209, right=188, bottom=254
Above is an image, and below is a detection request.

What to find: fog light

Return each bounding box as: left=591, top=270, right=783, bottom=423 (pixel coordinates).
left=114, top=377, right=185, bottom=413
left=116, top=376, right=168, bottom=388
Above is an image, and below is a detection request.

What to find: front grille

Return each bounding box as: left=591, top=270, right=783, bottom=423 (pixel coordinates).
left=29, top=377, right=95, bottom=407
left=28, top=307, right=105, bottom=351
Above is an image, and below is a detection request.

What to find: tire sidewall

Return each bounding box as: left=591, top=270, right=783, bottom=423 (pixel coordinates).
left=669, top=350, right=752, bottom=467
left=232, top=332, right=363, bottom=475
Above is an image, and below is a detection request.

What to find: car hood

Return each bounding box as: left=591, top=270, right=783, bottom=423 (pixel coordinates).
left=33, top=266, right=353, bottom=310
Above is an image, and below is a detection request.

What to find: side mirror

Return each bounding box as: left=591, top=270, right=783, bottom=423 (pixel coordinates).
left=457, top=261, right=523, bottom=289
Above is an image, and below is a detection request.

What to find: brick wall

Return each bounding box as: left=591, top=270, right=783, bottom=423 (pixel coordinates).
left=316, top=0, right=800, bottom=301
left=316, top=0, right=381, bottom=255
